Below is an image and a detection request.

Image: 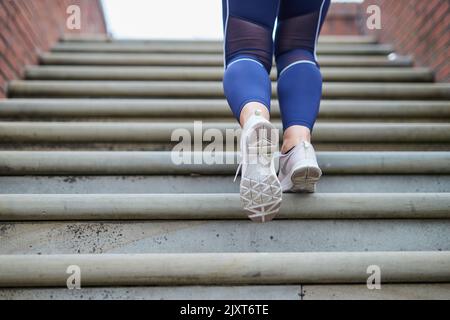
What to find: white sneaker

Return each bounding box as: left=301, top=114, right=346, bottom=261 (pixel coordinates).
left=235, top=110, right=282, bottom=222
left=278, top=141, right=322, bottom=193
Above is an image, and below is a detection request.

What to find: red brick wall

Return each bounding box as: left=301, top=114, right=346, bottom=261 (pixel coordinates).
left=322, top=3, right=363, bottom=36
left=360, top=0, right=449, bottom=82
left=0, top=0, right=107, bottom=98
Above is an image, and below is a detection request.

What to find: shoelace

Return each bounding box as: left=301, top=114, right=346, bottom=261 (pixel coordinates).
left=233, top=151, right=282, bottom=182
left=233, top=162, right=242, bottom=182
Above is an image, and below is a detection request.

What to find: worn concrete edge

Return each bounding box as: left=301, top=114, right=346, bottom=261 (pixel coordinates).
left=0, top=193, right=449, bottom=221
left=0, top=251, right=449, bottom=287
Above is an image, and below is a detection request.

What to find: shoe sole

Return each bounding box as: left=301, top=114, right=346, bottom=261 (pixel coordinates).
left=240, top=123, right=282, bottom=223
left=290, top=165, right=322, bottom=193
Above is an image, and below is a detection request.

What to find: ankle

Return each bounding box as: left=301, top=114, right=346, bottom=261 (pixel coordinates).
left=282, top=126, right=311, bottom=153
left=240, top=102, right=270, bottom=127
left=281, top=139, right=301, bottom=154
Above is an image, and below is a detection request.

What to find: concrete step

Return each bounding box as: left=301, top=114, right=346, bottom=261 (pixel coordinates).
left=1, top=284, right=449, bottom=300
left=2, top=99, right=449, bottom=120
left=8, top=81, right=450, bottom=99
left=0, top=285, right=302, bottom=300
left=4, top=142, right=449, bottom=152
left=2, top=35, right=448, bottom=299
left=60, top=35, right=379, bottom=45
left=0, top=151, right=448, bottom=175
left=0, top=122, right=448, bottom=143
left=40, top=52, right=414, bottom=67
left=302, top=284, right=450, bottom=300
left=2, top=220, right=450, bottom=254
left=1, top=252, right=449, bottom=287
left=25, top=66, right=434, bottom=82
left=1, top=175, right=448, bottom=194
left=51, top=42, right=394, bottom=55
left=1, top=193, right=448, bottom=221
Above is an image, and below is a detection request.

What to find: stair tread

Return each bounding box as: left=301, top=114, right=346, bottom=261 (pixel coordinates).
left=1, top=252, right=449, bottom=287
left=2, top=220, right=450, bottom=254
left=0, top=193, right=449, bottom=220
left=25, top=65, right=434, bottom=82
left=0, top=121, right=448, bottom=143
left=1, top=99, right=449, bottom=119
left=50, top=43, right=394, bottom=55
left=0, top=151, right=448, bottom=175
left=2, top=175, right=448, bottom=194
left=0, top=285, right=303, bottom=300
left=8, top=80, right=450, bottom=99
left=39, top=52, right=414, bottom=67
left=60, top=34, right=378, bottom=44
left=2, top=284, right=449, bottom=300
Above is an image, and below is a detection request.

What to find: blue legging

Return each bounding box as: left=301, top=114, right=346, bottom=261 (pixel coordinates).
left=222, top=0, right=331, bottom=131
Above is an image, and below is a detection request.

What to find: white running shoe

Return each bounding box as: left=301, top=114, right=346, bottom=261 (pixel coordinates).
left=235, top=110, right=282, bottom=222
left=278, top=141, right=322, bottom=193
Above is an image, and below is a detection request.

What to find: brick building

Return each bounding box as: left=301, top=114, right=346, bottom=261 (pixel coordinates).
left=0, top=0, right=106, bottom=98
left=360, top=0, right=449, bottom=82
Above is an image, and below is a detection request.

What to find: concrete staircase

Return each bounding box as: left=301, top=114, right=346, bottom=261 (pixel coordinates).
left=0, top=35, right=449, bottom=300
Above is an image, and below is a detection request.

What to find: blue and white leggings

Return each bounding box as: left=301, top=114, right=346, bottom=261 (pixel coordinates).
left=222, top=0, right=331, bottom=131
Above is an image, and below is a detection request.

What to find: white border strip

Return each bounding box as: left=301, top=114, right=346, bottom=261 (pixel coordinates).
left=223, top=0, right=230, bottom=69
left=314, top=0, right=326, bottom=61
left=279, top=60, right=317, bottom=77
left=227, top=58, right=265, bottom=69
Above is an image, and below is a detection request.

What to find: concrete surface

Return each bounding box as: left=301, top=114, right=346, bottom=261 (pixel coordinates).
left=1, top=99, right=449, bottom=119
left=60, top=35, right=378, bottom=44
left=1, top=193, right=448, bottom=221
left=0, top=151, right=448, bottom=175
left=8, top=81, right=450, bottom=99
left=51, top=42, right=394, bottom=55
left=40, top=52, right=413, bottom=67
left=1, top=252, right=449, bottom=287
left=1, top=220, right=449, bottom=254
left=25, top=66, right=433, bottom=82
left=302, top=284, right=450, bottom=300
left=1, top=35, right=449, bottom=298
left=1, top=121, right=449, bottom=142
left=1, top=284, right=449, bottom=300
left=0, top=285, right=301, bottom=300
left=1, top=175, right=448, bottom=194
